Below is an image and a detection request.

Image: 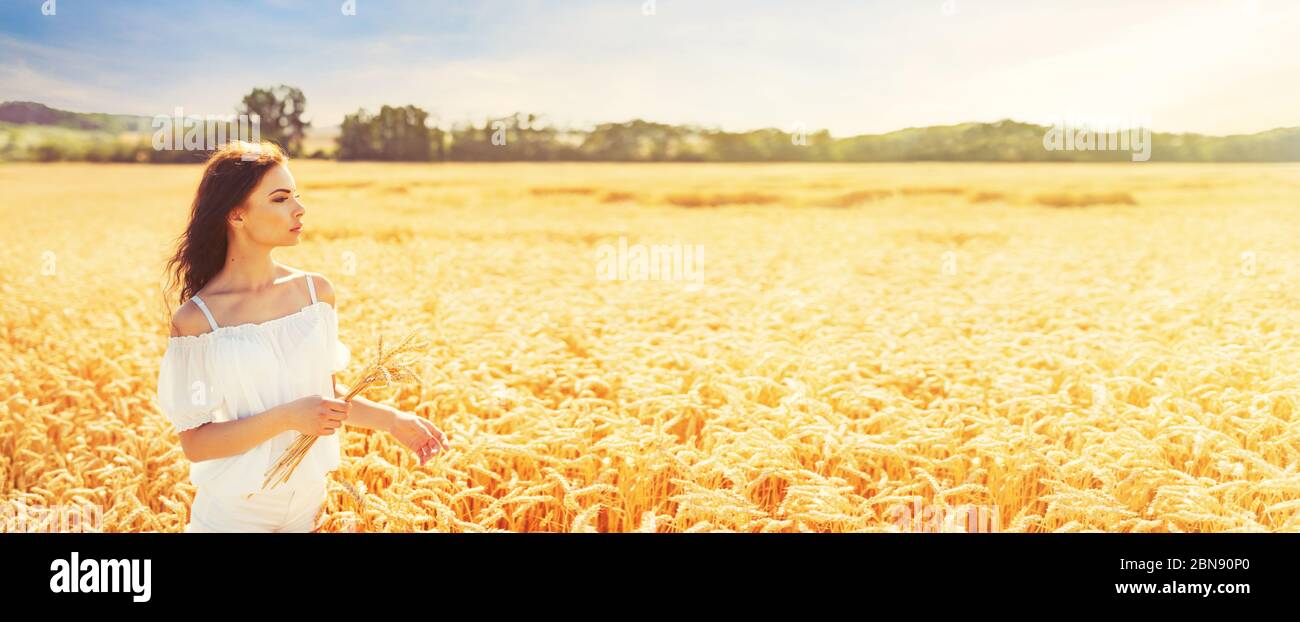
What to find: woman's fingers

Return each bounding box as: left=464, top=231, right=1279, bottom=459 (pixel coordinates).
left=411, top=420, right=433, bottom=447
left=425, top=434, right=445, bottom=454
left=398, top=417, right=450, bottom=466
left=417, top=419, right=450, bottom=451
left=419, top=438, right=441, bottom=464
left=425, top=424, right=448, bottom=451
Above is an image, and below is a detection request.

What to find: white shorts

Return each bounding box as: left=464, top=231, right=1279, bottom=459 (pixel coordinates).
left=185, top=477, right=327, bottom=533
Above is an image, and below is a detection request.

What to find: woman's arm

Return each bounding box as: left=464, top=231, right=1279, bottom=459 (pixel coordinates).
left=178, top=395, right=351, bottom=462
left=333, top=375, right=450, bottom=465
left=177, top=405, right=290, bottom=462
left=333, top=376, right=398, bottom=432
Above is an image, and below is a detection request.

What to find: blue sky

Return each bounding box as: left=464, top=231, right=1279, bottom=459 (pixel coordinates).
left=2, top=0, right=1298, bottom=136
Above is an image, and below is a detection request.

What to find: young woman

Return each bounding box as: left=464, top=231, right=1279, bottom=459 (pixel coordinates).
left=158, top=140, right=449, bottom=532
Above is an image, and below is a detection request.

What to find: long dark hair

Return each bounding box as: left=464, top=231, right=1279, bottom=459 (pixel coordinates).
left=162, top=140, right=287, bottom=316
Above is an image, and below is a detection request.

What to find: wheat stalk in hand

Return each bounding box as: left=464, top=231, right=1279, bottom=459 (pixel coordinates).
left=262, top=330, right=431, bottom=490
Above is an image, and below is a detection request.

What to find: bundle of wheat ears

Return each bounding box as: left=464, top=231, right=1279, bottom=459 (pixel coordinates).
left=262, top=329, right=431, bottom=490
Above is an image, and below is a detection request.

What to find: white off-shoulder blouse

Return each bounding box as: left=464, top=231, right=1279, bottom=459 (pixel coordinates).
left=155, top=275, right=351, bottom=498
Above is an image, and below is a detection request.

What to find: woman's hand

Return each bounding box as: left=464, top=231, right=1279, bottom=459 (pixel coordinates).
left=280, top=395, right=351, bottom=436
left=388, top=411, right=450, bottom=465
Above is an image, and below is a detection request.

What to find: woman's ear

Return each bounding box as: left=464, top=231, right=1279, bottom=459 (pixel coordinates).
left=227, top=205, right=246, bottom=228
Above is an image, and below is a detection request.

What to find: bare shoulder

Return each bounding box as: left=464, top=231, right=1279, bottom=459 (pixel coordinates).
left=170, top=299, right=214, bottom=337
left=301, top=270, right=337, bottom=306
left=276, top=263, right=336, bottom=307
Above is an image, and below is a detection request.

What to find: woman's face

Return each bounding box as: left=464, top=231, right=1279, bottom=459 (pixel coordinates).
left=229, top=163, right=305, bottom=246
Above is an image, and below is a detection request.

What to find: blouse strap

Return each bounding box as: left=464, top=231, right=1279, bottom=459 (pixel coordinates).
left=189, top=295, right=220, bottom=331
left=305, top=274, right=318, bottom=304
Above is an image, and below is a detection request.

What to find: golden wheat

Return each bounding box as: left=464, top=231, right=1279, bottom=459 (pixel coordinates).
left=2, top=161, right=1299, bottom=532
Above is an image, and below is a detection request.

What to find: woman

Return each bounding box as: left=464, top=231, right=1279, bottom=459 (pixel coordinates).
left=158, top=140, right=449, bottom=532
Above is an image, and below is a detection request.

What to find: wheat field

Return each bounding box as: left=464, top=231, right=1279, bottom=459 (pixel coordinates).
left=2, top=161, right=1299, bottom=532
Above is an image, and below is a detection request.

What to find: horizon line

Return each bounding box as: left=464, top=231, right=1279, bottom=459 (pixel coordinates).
left=4, top=100, right=1297, bottom=142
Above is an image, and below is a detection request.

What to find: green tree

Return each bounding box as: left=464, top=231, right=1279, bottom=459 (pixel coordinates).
left=337, top=108, right=378, bottom=160
left=336, top=105, right=436, bottom=161
left=239, top=85, right=311, bottom=156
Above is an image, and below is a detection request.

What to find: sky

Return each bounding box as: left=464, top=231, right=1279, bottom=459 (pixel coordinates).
left=1, top=0, right=1298, bottom=136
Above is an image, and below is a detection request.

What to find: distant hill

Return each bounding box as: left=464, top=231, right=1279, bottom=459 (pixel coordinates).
left=831, top=119, right=1300, bottom=162
left=2, top=100, right=1297, bottom=162
left=0, top=101, right=153, bottom=133
left=0, top=101, right=338, bottom=162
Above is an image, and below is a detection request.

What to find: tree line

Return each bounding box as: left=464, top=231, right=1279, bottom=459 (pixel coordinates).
left=4, top=85, right=1299, bottom=162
